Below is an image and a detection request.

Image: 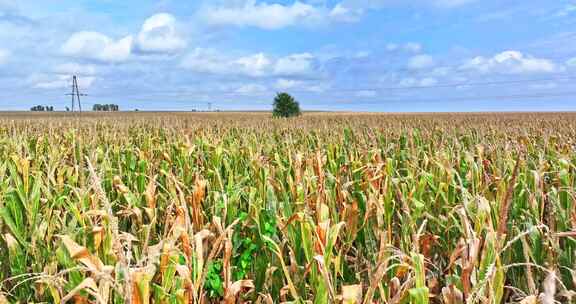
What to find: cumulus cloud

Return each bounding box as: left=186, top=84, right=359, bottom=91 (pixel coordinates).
left=136, top=13, right=186, bottom=53
left=54, top=63, right=97, bottom=76
left=329, top=3, right=364, bottom=22
left=33, top=74, right=95, bottom=90
left=235, top=53, right=273, bottom=76
left=0, top=0, right=17, bottom=13
left=433, top=0, right=476, bottom=8
left=274, top=53, right=316, bottom=76
left=31, top=63, right=97, bottom=90
left=180, top=48, right=230, bottom=74
left=356, top=90, right=377, bottom=97
left=530, top=82, right=558, bottom=90
left=408, top=54, right=435, bottom=70
left=275, top=78, right=302, bottom=90
left=274, top=78, right=328, bottom=92
left=181, top=48, right=273, bottom=76
left=340, top=0, right=475, bottom=9
left=555, top=4, right=576, bottom=17
left=399, top=77, right=438, bottom=87
left=304, top=83, right=330, bottom=93
left=419, top=77, right=438, bottom=86
left=236, top=83, right=267, bottom=94
left=203, top=0, right=478, bottom=29
left=201, top=0, right=362, bottom=29
left=0, top=49, right=9, bottom=64
left=61, top=13, right=186, bottom=61
left=182, top=49, right=316, bottom=77
left=62, top=31, right=133, bottom=62
left=461, top=51, right=561, bottom=74
left=386, top=42, right=422, bottom=53
left=202, top=1, right=321, bottom=29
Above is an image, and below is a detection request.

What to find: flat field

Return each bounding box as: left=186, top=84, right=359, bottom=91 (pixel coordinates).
left=0, top=112, right=575, bottom=303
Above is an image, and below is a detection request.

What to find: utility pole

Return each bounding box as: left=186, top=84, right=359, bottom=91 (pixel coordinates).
left=207, top=102, right=212, bottom=112
left=66, top=75, right=87, bottom=113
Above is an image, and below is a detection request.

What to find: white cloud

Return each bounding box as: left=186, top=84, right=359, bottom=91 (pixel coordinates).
left=341, top=0, right=477, bottom=10
left=461, top=51, right=561, bottom=74
left=404, top=42, right=423, bottom=53
left=181, top=48, right=230, bottom=74
left=433, top=0, right=476, bottom=8
left=305, top=83, right=330, bottom=93
left=62, top=31, right=132, bottom=62
left=62, top=14, right=184, bottom=62
left=354, top=51, right=371, bottom=58
left=33, top=74, right=95, bottom=90
left=275, top=78, right=302, bottom=90
left=408, top=54, right=435, bottom=70
left=399, top=77, right=438, bottom=87
left=530, top=82, right=558, bottom=90
left=429, top=66, right=452, bottom=77
left=555, top=4, right=576, bottom=17
left=202, top=0, right=321, bottom=29
left=356, top=90, right=377, bottom=97
left=236, top=83, right=267, bottom=94
left=136, top=13, right=186, bottom=53
left=181, top=48, right=273, bottom=76
left=329, top=3, right=363, bottom=22
left=235, top=53, right=272, bottom=76
left=54, top=63, right=97, bottom=76
left=0, top=49, right=9, bottom=64
left=419, top=77, right=438, bottom=86
left=201, top=0, right=467, bottom=29
left=0, top=0, right=17, bottom=13
left=182, top=49, right=316, bottom=77
left=386, top=42, right=422, bottom=53
left=274, top=53, right=315, bottom=76
left=341, top=0, right=475, bottom=9
left=30, top=62, right=98, bottom=91
left=201, top=0, right=361, bottom=29
left=273, top=78, right=328, bottom=92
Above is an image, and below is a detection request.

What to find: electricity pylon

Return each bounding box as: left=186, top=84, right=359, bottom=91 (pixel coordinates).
left=66, top=75, right=87, bottom=113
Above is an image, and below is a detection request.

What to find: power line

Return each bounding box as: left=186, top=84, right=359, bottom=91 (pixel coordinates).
left=83, top=73, right=576, bottom=99
left=61, top=52, right=576, bottom=102
left=76, top=91, right=576, bottom=109
left=36, top=60, right=576, bottom=111
left=5, top=89, right=566, bottom=111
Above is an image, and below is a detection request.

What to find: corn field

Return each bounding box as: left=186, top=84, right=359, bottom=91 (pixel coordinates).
left=0, top=112, right=575, bottom=304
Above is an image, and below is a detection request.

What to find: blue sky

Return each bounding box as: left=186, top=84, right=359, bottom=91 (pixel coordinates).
left=0, top=0, right=575, bottom=111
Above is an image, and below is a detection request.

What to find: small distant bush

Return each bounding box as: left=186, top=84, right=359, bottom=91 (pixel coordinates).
left=30, top=105, right=54, bottom=111
left=93, top=104, right=119, bottom=111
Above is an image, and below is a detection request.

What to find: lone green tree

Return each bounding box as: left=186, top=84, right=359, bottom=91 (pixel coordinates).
left=273, top=92, right=300, bottom=118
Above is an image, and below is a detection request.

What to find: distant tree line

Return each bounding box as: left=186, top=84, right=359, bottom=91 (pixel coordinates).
left=30, top=105, right=54, bottom=112
left=92, top=104, right=120, bottom=111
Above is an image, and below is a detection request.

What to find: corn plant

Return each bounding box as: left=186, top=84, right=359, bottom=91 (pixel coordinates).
left=0, top=112, right=574, bottom=303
